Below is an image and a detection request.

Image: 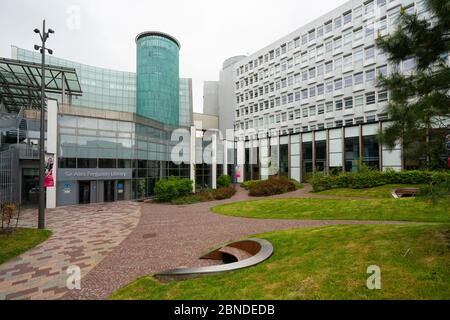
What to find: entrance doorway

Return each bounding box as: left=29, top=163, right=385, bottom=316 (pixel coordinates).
left=104, top=180, right=115, bottom=202
left=79, top=181, right=91, bottom=204
left=22, top=168, right=39, bottom=205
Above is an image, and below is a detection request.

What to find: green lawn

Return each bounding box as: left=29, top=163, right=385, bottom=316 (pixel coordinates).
left=109, top=224, right=450, bottom=300
left=212, top=197, right=450, bottom=223
left=316, top=184, right=425, bottom=199
left=0, top=228, right=51, bottom=265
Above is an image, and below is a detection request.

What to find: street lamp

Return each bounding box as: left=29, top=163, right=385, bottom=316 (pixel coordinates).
left=34, top=20, right=54, bottom=230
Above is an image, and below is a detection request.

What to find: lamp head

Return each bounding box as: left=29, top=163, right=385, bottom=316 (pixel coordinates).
left=48, top=29, right=54, bottom=34
left=34, top=28, right=40, bottom=34
left=34, top=45, right=40, bottom=51
left=47, top=49, right=53, bottom=55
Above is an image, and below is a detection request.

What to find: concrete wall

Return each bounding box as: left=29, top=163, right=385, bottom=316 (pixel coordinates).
left=203, top=81, right=219, bottom=116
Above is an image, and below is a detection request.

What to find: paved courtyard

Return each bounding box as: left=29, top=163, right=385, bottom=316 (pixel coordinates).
left=1, top=186, right=401, bottom=300
left=0, top=202, right=141, bottom=300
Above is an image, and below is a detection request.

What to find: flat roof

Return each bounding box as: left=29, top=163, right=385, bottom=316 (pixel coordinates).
left=135, top=31, right=180, bottom=48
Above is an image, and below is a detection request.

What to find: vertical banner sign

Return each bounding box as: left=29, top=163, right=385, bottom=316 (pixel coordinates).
left=44, top=154, right=55, bottom=187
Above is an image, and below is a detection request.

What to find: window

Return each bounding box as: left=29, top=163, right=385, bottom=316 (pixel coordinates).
left=334, top=16, right=342, bottom=29
left=366, top=115, right=376, bottom=122
left=344, top=97, right=353, bottom=109
left=344, top=74, right=353, bottom=87
left=334, top=78, right=343, bottom=90
left=317, top=26, right=324, bottom=38
left=294, top=37, right=300, bottom=48
left=309, top=29, right=316, bottom=42
left=301, top=52, right=308, bottom=63
left=365, top=46, right=375, bottom=60
left=325, top=61, right=333, bottom=73
left=366, top=92, right=376, bottom=105
left=354, top=28, right=363, bottom=42
left=343, top=54, right=352, bottom=68
left=325, top=41, right=333, bottom=53
left=378, top=17, right=387, bottom=33
left=377, top=65, right=388, bottom=77
left=302, top=70, right=308, bottom=81
left=317, top=83, right=324, bottom=95
left=289, top=111, right=294, bottom=121
left=355, top=117, right=364, bottom=124
left=302, top=108, right=308, bottom=117
left=295, top=109, right=301, bottom=119
left=354, top=49, right=363, bottom=62
left=355, top=95, right=364, bottom=107
left=343, top=10, right=352, bottom=24
left=317, top=64, right=324, bottom=76
left=365, top=0, right=374, bottom=15
left=309, top=86, right=316, bottom=98
left=366, top=69, right=375, bottom=82
left=326, top=81, right=333, bottom=93
left=335, top=120, right=343, bottom=127
left=354, top=72, right=364, bottom=85
left=309, top=48, right=316, bottom=61
left=377, top=0, right=386, bottom=7
left=378, top=90, right=388, bottom=102
left=309, top=67, right=316, bottom=79
left=365, top=21, right=375, bottom=38
left=302, top=34, right=308, bottom=45
left=309, top=105, right=316, bottom=116
left=335, top=100, right=343, bottom=111
left=295, top=91, right=301, bottom=101
left=325, top=20, right=333, bottom=34
left=326, top=101, right=333, bottom=113
left=288, top=93, right=294, bottom=103
left=314, top=104, right=323, bottom=116
left=302, top=89, right=308, bottom=99
left=343, top=31, right=352, bottom=46
left=334, top=37, right=342, bottom=51
left=317, top=45, right=324, bottom=58
left=345, top=119, right=354, bottom=126
left=403, top=58, right=415, bottom=72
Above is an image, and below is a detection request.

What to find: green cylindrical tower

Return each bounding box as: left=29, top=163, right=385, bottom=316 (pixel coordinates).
left=136, top=31, right=180, bottom=126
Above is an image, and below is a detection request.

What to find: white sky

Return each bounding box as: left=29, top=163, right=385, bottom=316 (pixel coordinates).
left=0, top=0, right=347, bottom=112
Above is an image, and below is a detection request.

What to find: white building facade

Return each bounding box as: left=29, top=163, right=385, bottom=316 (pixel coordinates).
left=230, top=0, right=431, bottom=182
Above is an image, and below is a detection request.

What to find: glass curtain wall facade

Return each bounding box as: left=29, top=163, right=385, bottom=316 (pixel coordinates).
left=136, top=33, right=180, bottom=126
left=15, top=47, right=136, bottom=113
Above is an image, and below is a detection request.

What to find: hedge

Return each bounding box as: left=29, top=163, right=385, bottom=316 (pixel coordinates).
left=310, top=170, right=450, bottom=192
left=248, top=176, right=297, bottom=197
left=154, top=176, right=193, bottom=202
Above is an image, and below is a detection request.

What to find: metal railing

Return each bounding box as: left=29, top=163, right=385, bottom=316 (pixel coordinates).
left=9, top=144, right=39, bottom=159
left=0, top=148, right=20, bottom=206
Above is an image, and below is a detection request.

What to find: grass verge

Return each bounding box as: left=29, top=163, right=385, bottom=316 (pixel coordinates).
left=211, top=197, right=450, bottom=222
left=316, top=184, right=426, bottom=199
left=0, top=228, right=51, bottom=265
left=109, top=224, right=450, bottom=300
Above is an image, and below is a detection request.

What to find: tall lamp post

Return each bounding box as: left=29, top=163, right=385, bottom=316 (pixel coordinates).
left=34, top=20, right=54, bottom=229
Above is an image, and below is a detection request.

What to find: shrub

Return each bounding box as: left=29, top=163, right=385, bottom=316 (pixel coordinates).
left=241, top=180, right=260, bottom=190
left=1, top=202, right=19, bottom=233
left=310, top=170, right=450, bottom=192
left=212, top=186, right=236, bottom=200
left=249, top=176, right=296, bottom=197
left=171, top=186, right=235, bottom=204
left=154, top=176, right=193, bottom=202
left=217, top=175, right=232, bottom=188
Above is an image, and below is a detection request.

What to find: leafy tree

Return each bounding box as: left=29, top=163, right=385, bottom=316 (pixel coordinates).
left=376, top=0, right=450, bottom=169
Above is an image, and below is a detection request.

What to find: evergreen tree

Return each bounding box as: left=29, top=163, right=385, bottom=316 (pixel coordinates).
left=376, top=0, right=450, bottom=169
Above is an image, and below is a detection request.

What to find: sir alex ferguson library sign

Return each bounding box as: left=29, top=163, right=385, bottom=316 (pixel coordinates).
left=58, top=168, right=133, bottom=181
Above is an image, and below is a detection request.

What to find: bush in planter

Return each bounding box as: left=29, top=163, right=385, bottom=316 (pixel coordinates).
left=154, top=176, right=193, bottom=202
left=248, top=176, right=296, bottom=197
left=217, top=174, right=232, bottom=188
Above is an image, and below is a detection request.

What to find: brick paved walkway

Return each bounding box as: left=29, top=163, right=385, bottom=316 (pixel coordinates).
left=0, top=202, right=141, bottom=300
left=64, top=186, right=403, bottom=300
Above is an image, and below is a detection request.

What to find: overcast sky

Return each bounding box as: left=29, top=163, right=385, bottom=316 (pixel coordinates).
left=0, top=0, right=347, bottom=112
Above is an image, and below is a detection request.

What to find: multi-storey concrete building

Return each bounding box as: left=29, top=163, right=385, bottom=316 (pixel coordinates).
left=224, top=0, right=435, bottom=182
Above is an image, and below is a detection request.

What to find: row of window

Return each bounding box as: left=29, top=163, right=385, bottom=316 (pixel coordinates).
left=236, top=64, right=388, bottom=111
left=236, top=0, right=426, bottom=79
left=235, top=90, right=387, bottom=131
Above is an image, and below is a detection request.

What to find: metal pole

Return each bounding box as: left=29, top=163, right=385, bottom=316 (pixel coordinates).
left=38, top=20, right=46, bottom=229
